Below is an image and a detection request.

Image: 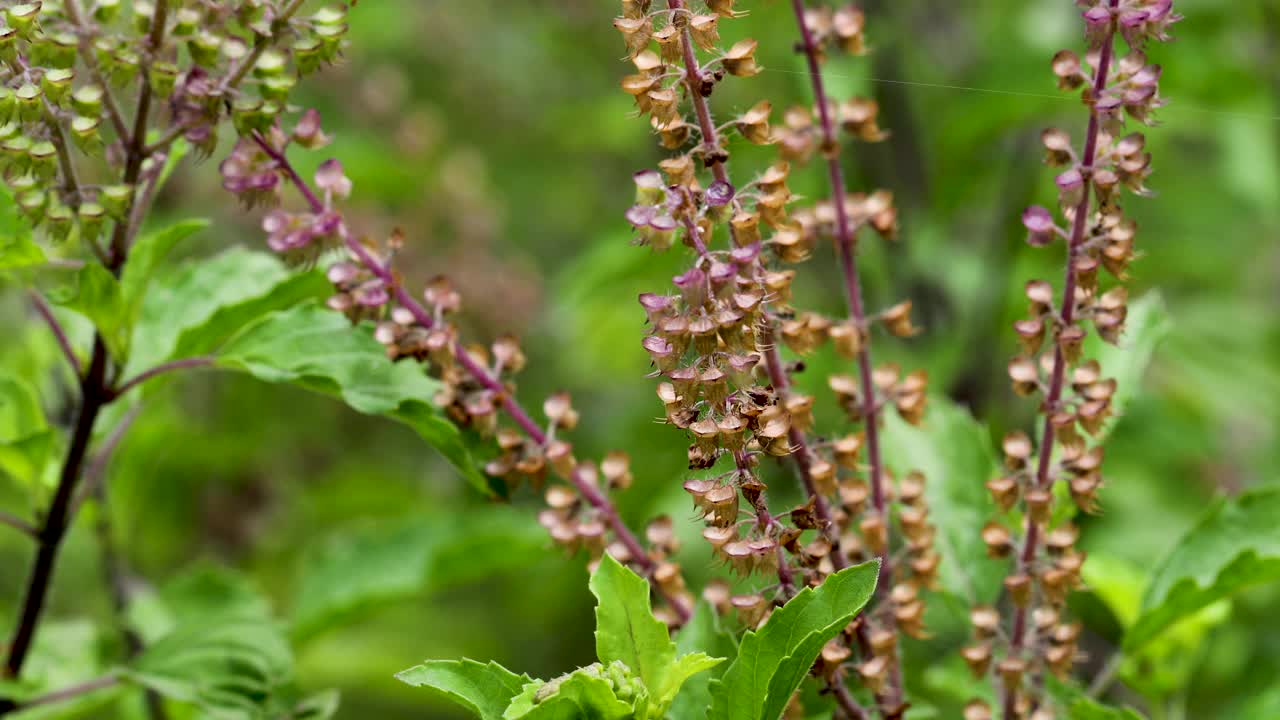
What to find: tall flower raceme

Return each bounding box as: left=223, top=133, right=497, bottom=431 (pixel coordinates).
left=219, top=115, right=695, bottom=625
left=962, top=2, right=1180, bottom=719
left=0, top=0, right=344, bottom=708
left=617, top=2, right=931, bottom=716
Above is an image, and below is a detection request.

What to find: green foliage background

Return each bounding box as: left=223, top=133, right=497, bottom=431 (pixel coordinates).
left=1, top=0, right=1278, bottom=718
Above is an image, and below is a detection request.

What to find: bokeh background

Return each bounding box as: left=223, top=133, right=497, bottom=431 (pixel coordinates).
left=2, top=0, right=1277, bottom=717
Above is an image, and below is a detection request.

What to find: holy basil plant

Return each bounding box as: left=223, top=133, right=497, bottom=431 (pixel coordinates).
left=396, top=556, right=879, bottom=720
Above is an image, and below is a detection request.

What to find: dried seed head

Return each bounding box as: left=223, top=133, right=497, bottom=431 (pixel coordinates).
left=1025, top=487, right=1053, bottom=525
left=1002, top=431, right=1033, bottom=470
left=856, top=655, right=890, bottom=694
left=963, top=700, right=993, bottom=720
left=736, top=99, right=772, bottom=144
left=1008, top=356, right=1040, bottom=397
left=982, top=521, right=1013, bottom=558
left=544, top=392, right=580, bottom=430
left=839, top=97, right=888, bottom=142
left=722, top=39, right=761, bottom=77
left=971, top=605, right=1000, bottom=638
left=986, top=476, right=1020, bottom=513
left=881, top=300, right=920, bottom=337
left=961, top=642, right=993, bottom=678
left=1005, top=573, right=1032, bottom=608
left=860, top=515, right=887, bottom=556
left=731, top=593, right=768, bottom=627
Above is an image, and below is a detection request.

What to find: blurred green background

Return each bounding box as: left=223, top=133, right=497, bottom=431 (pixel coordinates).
left=2, top=0, right=1278, bottom=717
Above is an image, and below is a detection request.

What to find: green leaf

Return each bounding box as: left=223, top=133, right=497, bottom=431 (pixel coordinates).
left=1044, top=676, right=1146, bottom=719
left=118, top=218, right=209, bottom=332
left=395, top=659, right=532, bottom=720
left=881, top=401, right=1006, bottom=606
left=1124, top=487, right=1280, bottom=652
left=1084, top=292, right=1171, bottom=440
left=503, top=668, right=634, bottom=720
left=711, top=560, right=879, bottom=720
left=658, top=653, right=723, bottom=708
left=290, top=508, right=547, bottom=640
left=214, top=303, right=485, bottom=493
left=589, top=553, right=674, bottom=697
left=287, top=690, right=341, bottom=720
left=48, top=262, right=127, bottom=359
left=0, top=184, right=43, bottom=270
left=669, top=602, right=736, bottom=720
left=128, top=247, right=329, bottom=373
left=0, top=370, right=52, bottom=488
left=124, top=614, right=293, bottom=720
left=126, top=564, right=274, bottom=645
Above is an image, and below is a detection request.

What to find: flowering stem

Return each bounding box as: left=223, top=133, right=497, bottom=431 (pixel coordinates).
left=28, top=290, right=82, bottom=377
left=220, top=0, right=311, bottom=94
left=666, top=0, right=730, bottom=184
left=253, top=134, right=692, bottom=624
left=787, top=0, right=903, bottom=709
left=1001, top=4, right=1119, bottom=718
left=110, top=357, right=214, bottom=399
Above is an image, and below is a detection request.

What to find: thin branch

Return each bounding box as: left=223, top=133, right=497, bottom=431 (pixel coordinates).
left=0, top=511, right=36, bottom=539
left=72, top=406, right=143, bottom=517
left=110, top=357, right=213, bottom=399
left=127, top=150, right=170, bottom=246
left=253, top=133, right=692, bottom=624
left=7, top=676, right=118, bottom=712
left=1087, top=651, right=1124, bottom=699
left=28, top=290, right=82, bottom=377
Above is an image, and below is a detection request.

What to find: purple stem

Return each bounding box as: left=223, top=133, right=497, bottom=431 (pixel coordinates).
left=1001, top=4, right=1119, bottom=718
left=111, top=357, right=214, bottom=399
left=255, top=134, right=691, bottom=623
left=28, top=290, right=82, bottom=377
left=7, top=676, right=117, bottom=712
left=788, top=0, right=903, bottom=710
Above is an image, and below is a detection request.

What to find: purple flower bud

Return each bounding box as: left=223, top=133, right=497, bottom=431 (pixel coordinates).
left=708, top=260, right=736, bottom=290
left=353, top=278, right=389, bottom=308
left=705, top=179, right=735, bottom=207
left=1022, top=206, right=1056, bottom=247
left=391, top=307, right=416, bottom=325
left=1082, top=6, right=1111, bottom=46
left=1055, top=169, right=1085, bottom=209
left=293, top=108, right=331, bottom=149
left=673, top=266, right=708, bottom=308
left=649, top=213, right=677, bottom=232
left=642, top=334, right=677, bottom=370
left=315, top=159, right=352, bottom=199
left=633, top=169, right=663, bottom=189
left=327, top=261, right=359, bottom=286
left=633, top=169, right=665, bottom=204
left=638, top=293, right=674, bottom=322
left=729, top=243, right=760, bottom=266
left=625, top=204, right=656, bottom=227
left=374, top=321, right=399, bottom=346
